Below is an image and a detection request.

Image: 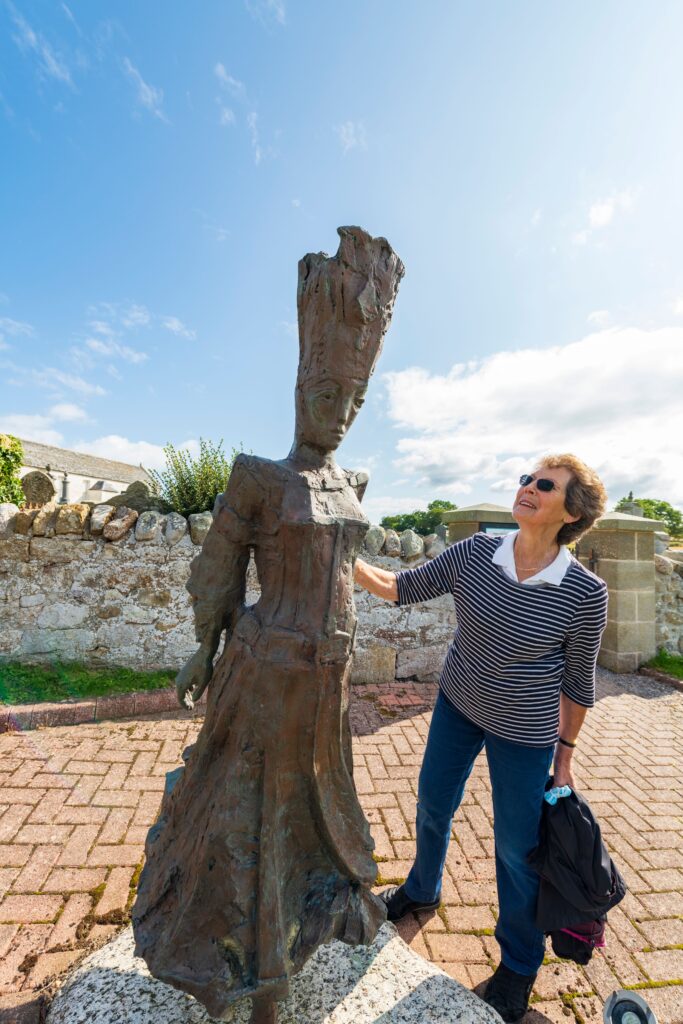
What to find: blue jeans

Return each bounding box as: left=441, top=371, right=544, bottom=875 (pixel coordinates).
left=405, top=692, right=554, bottom=975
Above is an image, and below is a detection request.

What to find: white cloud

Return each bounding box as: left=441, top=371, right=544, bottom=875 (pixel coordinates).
left=573, top=189, right=637, bottom=245
left=38, top=367, right=106, bottom=396
left=75, top=435, right=199, bottom=471
left=0, top=413, right=64, bottom=445
left=9, top=4, right=74, bottom=87
left=49, top=402, right=87, bottom=422
left=245, top=0, right=286, bottom=27
left=85, top=337, right=148, bottom=364
left=122, top=57, right=168, bottom=123
left=162, top=316, right=196, bottom=340
left=587, top=310, right=611, bottom=327
left=279, top=320, right=297, bottom=338
left=335, top=120, right=367, bottom=154
left=672, top=298, right=683, bottom=316
left=291, top=198, right=301, bottom=208
left=382, top=326, right=683, bottom=507
left=219, top=105, right=235, bottom=126
left=0, top=316, right=35, bottom=349
left=121, top=303, right=151, bottom=327
left=214, top=64, right=247, bottom=100
left=246, top=111, right=262, bottom=164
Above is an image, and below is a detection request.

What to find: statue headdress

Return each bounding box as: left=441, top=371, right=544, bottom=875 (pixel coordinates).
left=296, top=226, right=404, bottom=384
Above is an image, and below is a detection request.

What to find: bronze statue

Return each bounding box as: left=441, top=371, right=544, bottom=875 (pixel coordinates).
left=132, top=227, right=404, bottom=1023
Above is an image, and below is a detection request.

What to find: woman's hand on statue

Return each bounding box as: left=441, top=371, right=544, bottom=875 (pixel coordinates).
left=175, top=648, right=214, bottom=709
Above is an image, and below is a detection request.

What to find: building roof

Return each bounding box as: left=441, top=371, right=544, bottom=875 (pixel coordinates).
left=19, top=438, right=153, bottom=486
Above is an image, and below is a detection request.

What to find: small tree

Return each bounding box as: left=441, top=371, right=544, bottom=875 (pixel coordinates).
left=149, top=439, right=241, bottom=518
left=615, top=495, right=683, bottom=538
left=0, top=434, right=25, bottom=506
left=381, top=499, right=457, bottom=537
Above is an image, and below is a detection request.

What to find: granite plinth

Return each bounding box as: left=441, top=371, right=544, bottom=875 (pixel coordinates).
left=47, top=923, right=501, bottom=1024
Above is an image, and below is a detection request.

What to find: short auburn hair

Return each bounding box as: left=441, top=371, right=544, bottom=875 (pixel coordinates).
left=538, top=453, right=608, bottom=545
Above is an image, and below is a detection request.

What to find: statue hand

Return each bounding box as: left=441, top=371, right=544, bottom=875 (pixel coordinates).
left=175, top=648, right=214, bottom=709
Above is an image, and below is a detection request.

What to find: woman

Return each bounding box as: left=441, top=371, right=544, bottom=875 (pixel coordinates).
left=354, top=455, right=608, bottom=1023
left=132, top=227, right=404, bottom=1024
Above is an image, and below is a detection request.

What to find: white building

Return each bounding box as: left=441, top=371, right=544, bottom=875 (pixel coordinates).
left=18, top=438, right=153, bottom=506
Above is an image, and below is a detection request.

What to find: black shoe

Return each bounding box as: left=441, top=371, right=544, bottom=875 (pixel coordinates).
left=483, top=963, right=536, bottom=1023
left=379, top=884, right=440, bottom=922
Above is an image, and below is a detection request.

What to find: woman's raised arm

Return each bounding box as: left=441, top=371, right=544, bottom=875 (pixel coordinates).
left=354, top=557, right=398, bottom=603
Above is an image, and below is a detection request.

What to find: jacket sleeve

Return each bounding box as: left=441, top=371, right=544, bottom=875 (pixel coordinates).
left=395, top=535, right=476, bottom=606
left=561, top=583, right=608, bottom=707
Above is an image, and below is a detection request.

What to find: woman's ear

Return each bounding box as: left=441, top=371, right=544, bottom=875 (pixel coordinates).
left=564, top=513, right=581, bottom=525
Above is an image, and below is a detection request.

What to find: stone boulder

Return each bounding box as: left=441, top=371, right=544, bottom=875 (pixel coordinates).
left=0, top=502, right=19, bottom=537
left=13, top=507, right=39, bottom=535
left=655, top=553, right=675, bottom=575
left=55, top=504, right=91, bottom=535
left=400, top=529, right=424, bottom=560
left=90, top=505, right=116, bottom=536
left=363, top=524, right=386, bottom=556
left=384, top=528, right=401, bottom=557
left=110, top=480, right=171, bottom=514
left=103, top=506, right=139, bottom=542
left=135, top=510, right=165, bottom=543
left=188, top=511, right=213, bottom=545
left=32, top=502, right=59, bottom=537
left=425, top=534, right=446, bottom=559
left=21, top=469, right=56, bottom=506
left=165, top=512, right=188, bottom=546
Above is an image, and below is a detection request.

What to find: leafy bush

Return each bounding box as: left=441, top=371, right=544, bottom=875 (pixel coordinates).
left=0, top=434, right=25, bottom=506
left=381, top=499, right=457, bottom=537
left=615, top=494, right=683, bottom=538
left=149, top=439, right=241, bottom=517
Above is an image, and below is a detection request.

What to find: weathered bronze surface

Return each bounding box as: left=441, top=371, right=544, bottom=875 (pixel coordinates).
left=132, top=227, right=404, bottom=1023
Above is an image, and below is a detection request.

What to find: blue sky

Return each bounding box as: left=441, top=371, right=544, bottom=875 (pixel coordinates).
left=1, top=0, right=682, bottom=519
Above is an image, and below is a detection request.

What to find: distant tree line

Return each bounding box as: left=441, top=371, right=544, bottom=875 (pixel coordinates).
left=615, top=494, right=683, bottom=538
left=381, top=499, right=457, bottom=537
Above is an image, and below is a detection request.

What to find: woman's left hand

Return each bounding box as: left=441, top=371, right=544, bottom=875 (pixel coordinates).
left=553, top=747, right=576, bottom=790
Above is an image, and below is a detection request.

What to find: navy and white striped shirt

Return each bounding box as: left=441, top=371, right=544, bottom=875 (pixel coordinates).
left=396, top=533, right=608, bottom=747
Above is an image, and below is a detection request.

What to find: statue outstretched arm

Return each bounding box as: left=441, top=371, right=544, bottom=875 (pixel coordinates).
left=176, top=456, right=256, bottom=708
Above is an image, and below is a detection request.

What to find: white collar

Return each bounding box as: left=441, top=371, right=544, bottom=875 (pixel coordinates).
left=491, top=530, right=571, bottom=587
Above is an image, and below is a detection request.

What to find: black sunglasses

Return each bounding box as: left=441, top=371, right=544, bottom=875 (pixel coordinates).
left=519, top=473, right=560, bottom=493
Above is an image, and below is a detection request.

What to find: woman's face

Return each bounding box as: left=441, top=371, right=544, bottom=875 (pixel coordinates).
left=297, top=375, right=368, bottom=452
left=512, top=465, right=579, bottom=535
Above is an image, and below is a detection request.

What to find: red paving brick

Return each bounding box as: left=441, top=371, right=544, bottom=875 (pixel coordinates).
left=0, top=669, right=680, bottom=1023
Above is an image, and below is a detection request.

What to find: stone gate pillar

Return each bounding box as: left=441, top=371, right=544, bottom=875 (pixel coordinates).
left=441, top=503, right=517, bottom=543
left=576, top=512, right=663, bottom=673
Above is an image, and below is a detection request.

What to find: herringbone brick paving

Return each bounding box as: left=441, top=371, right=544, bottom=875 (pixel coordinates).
left=0, top=668, right=681, bottom=1023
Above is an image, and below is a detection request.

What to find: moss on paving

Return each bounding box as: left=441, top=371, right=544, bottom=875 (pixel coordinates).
left=0, top=660, right=175, bottom=705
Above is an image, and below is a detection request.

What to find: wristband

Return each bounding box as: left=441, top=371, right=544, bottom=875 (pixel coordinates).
left=557, top=737, right=576, bottom=749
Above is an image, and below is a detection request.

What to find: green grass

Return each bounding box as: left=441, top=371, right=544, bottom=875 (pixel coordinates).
left=0, top=661, right=175, bottom=705
left=644, top=649, right=683, bottom=681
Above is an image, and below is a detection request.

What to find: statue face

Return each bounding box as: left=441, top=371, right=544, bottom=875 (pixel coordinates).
left=297, top=375, right=368, bottom=451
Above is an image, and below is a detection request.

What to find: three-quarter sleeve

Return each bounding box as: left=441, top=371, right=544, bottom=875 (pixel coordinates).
left=560, top=583, right=608, bottom=707
left=396, top=535, right=476, bottom=606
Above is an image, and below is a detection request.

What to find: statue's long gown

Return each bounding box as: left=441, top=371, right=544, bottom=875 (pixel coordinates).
left=132, top=455, right=384, bottom=1019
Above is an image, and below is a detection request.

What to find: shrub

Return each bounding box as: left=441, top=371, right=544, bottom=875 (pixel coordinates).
left=0, top=434, right=25, bottom=506
left=149, top=439, right=241, bottom=518
left=381, top=499, right=457, bottom=537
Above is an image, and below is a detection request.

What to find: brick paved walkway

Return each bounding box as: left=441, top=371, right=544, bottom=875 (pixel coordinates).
left=0, top=668, right=682, bottom=1024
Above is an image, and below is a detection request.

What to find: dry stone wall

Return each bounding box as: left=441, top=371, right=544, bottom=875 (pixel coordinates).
left=1, top=502, right=680, bottom=679
left=655, top=551, right=683, bottom=655
left=0, top=503, right=454, bottom=682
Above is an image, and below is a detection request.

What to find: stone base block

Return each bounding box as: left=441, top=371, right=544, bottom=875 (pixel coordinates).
left=351, top=645, right=396, bottom=685
left=46, top=924, right=498, bottom=1024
